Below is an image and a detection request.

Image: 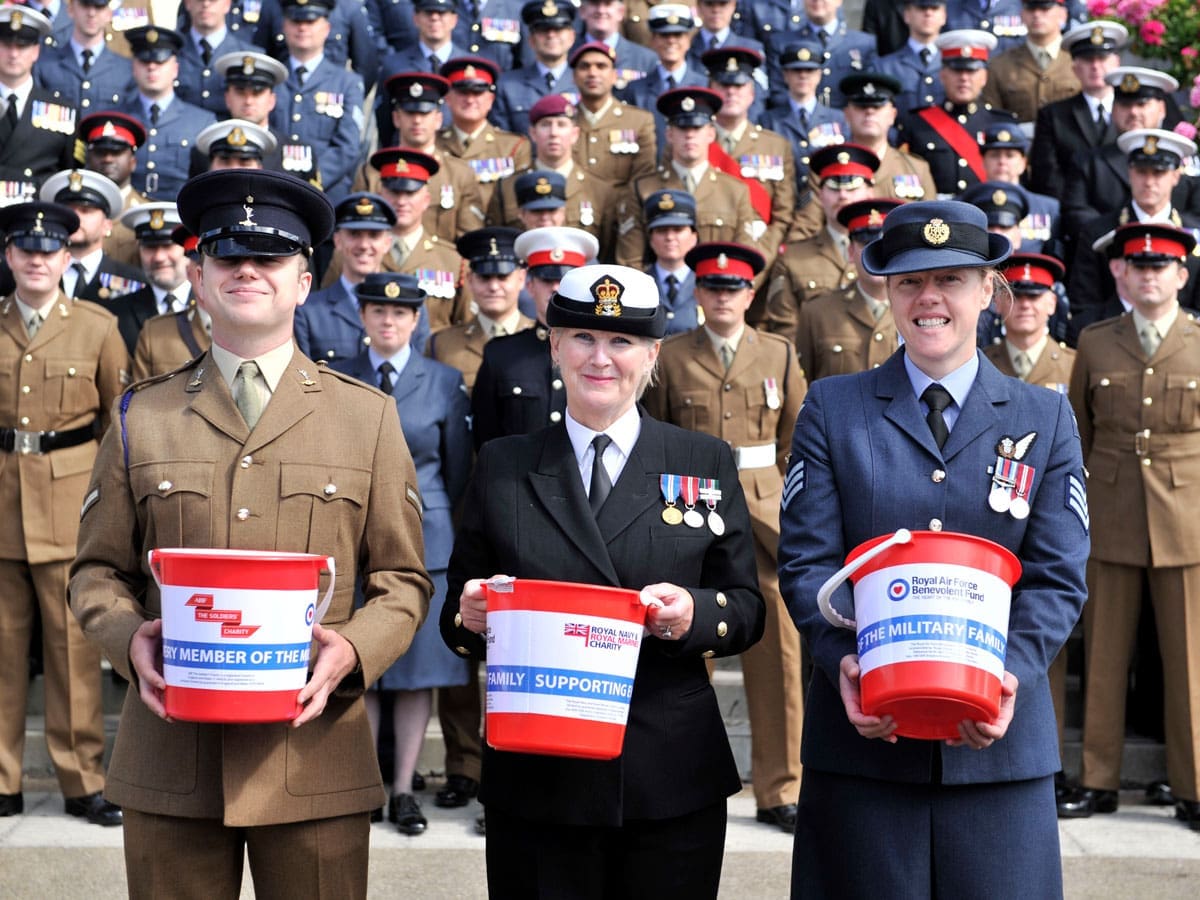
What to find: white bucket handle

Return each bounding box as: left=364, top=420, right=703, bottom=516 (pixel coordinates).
left=816, top=529, right=913, bottom=630
left=146, top=550, right=337, bottom=624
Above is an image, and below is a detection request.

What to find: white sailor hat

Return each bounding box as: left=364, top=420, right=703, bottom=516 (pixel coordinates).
left=547, top=264, right=665, bottom=338
left=934, top=30, right=997, bottom=69
left=514, top=226, right=599, bottom=280
left=1107, top=66, right=1179, bottom=101
left=39, top=169, right=124, bottom=219
left=1116, top=128, right=1197, bottom=170
left=196, top=119, right=278, bottom=159
left=1062, top=21, right=1127, bottom=56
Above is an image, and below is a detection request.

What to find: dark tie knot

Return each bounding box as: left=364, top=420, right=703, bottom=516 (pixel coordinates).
left=922, top=383, right=953, bottom=413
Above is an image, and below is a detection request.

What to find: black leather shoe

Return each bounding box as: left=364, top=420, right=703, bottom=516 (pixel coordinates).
left=64, top=792, right=123, bottom=827
left=393, top=793, right=427, bottom=836
left=0, top=793, right=23, bottom=816
left=1175, top=800, right=1200, bottom=831
left=370, top=806, right=383, bottom=823
left=1056, top=787, right=1118, bottom=819
left=756, top=804, right=798, bottom=833
left=1145, top=780, right=1175, bottom=806
left=475, top=811, right=486, bottom=836
left=435, top=774, right=478, bottom=808
left=1054, top=771, right=1072, bottom=803
left=411, top=772, right=426, bottom=792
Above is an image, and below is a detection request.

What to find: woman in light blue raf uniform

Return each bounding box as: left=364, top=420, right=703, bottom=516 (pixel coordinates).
left=778, top=200, right=1089, bottom=899
left=334, top=272, right=472, bottom=835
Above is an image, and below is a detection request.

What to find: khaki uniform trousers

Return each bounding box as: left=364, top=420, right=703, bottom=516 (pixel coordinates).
left=122, top=809, right=370, bottom=900
left=0, top=558, right=105, bottom=796
left=741, top=535, right=804, bottom=808
left=1081, top=559, right=1200, bottom=801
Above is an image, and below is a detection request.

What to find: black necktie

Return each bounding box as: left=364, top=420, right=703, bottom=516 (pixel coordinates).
left=797, top=108, right=809, bottom=133
left=429, top=54, right=440, bottom=73
left=1095, top=106, right=1107, bottom=141
left=922, top=384, right=953, bottom=450
left=199, top=37, right=213, bottom=66
left=81, top=48, right=93, bottom=73
left=4, top=92, right=18, bottom=128
left=295, top=65, right=308, bottom=86
left=71, top=261, right=88, bottom=297
left=919, top=47, right=932, bottom=67
left=589, top=433, right=613, bottom=515
left=378, top=361, right=396, bottom=395
left=545, top=70, right=555, bottom=91
left=467, top=0, right=480, bottom=20
left=665, top=273, right=679, bottom=305
left=149, top=103, right=160, bottom=125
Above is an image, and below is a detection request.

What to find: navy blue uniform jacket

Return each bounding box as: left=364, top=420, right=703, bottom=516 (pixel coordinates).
left=442, top=412, right=765, bottom=825
left=778, top=350, right=1089, bottom=785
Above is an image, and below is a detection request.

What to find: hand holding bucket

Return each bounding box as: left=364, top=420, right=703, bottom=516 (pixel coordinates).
left=815, top=529, right=1021, bottom=741
left=148, top=549, right=337, bottom=724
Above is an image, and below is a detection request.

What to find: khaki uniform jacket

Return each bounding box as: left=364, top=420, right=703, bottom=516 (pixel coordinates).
left=0, top=295, right=128, bottom=564
left=616, top=166, right=764, bottom=270
left=722, top=124, right=797, bottom=272
left=572, top=100, right=658, bottom=191
left=69, top=349, right=432, bottom=825
left=761, top=229, right=856, bottom=346
left=795, top=286, right=898, bottom=381
left=103, top=188, right=152, bottom=269
left=642, top=327, right=806, bottom=554
left=1069, top=311, right=1200, bottom=567
left=354, top=151, right=487, bottom=246
left=488, top=164, right=620, bottom=260
left=131, top=310, right=210, bottom=382
left=436, top=125, right=533, bottom=214
left=984, top=339, right=1075, bottom=394
left=790, top=146, right=936, bottom=240
left=981, top=45, right=1081, bottom=125
left=426, top=313, right=534, bottom=393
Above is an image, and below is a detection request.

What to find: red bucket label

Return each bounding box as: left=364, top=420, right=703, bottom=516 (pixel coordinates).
left=161, top=584, right=316, bottom=693
left=486, top=610, right=642, bottom=726
left=853, top=563, right=1010, bottom=680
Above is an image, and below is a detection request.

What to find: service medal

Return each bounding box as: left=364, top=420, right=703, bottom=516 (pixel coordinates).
left=660, top=473, right=684, bottom=525
left=764, top=377, right=781, bottom=410
left=681, top=476, right=704, bottom=528
left=699, top=479, right=723, bottom=535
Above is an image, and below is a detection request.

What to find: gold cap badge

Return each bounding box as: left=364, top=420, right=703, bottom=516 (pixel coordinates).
left=227, top=127, right=247, bottom=147
left=1090, top=26, right=1104, bottom=45
left=798, top=48, right=811, bottom=61
left=1143, top=135, right=1158, bottom=155
left=659, top=194, right=675, bottom=210
left=33, top=211, right=44, bottom=234
left=549, top=247, right=565, bottom=262
left=837, top=151, right=850, bottom=164
left=868, top=209, right=884, bottom=227
left=992, top=189, right=1007, bottom=206
left=1120, top=73, right=1140, bottom=93
left=592, top=276, right=623, bottom=316
left=149, top=208, right=165, bottom=230
left=464, top=64, right=477, bottom=79
left=242, top=56, right=255, bottom=74
left=535, top=177, right=552, bottom=195
left=726, top=57, right=739, bottom=72
left=355, top=197, right=374, bottom=215
left=68, top=170, right=84, bottom=192
left=542, top=1, right=558, bottom=15
left=10, top=11, right=23, bottom=30
left=146, top=28, right=158, bottom=43
left=923, top=218, right=950, bottom=246
left=997, top=129, right=1011, bottom=142
left=681, top=96, right=695, bottom=112
left=385, top=281, right=401, bottom=298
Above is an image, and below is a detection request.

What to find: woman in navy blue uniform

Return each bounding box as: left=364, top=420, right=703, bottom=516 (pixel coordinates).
left=441, top=264, right=764, bottom=899
left=334, top=272, right=472, bottom=834
left=778, top=201, right=1089, bottom=899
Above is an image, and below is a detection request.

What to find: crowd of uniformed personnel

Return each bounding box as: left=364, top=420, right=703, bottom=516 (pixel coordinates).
left=3, top=0, right=1200, bottom=840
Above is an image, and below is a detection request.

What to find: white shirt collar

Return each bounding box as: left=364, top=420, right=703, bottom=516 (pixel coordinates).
left=1132, top=199, right=1173, bottom=223
left=565, top=403, right=642, bottom=487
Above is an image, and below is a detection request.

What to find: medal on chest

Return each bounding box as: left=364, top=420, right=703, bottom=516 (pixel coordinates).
left=987, top=432, right=1037, bottom=520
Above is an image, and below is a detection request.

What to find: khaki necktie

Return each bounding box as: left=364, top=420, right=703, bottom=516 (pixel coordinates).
left=1035, top=49, right=1051, bottom=71
left=234, top=361, right=264, bottom=428
left=26, top=311, right=42, bottom=338
left=720, top=342, right=734, bottom=371
left=1140, top=323, right=1162, bottom=358
left=1012, top=351, right=1032, bottom=379
left=722, top=135, right=737, bottom=155
left=865, top=296, right=888, bottom=323
left=683, top=172, right=697, bottom=193
left=390, top=238, right=410, bottom=268
left=491, top=323, right=506, bottom=338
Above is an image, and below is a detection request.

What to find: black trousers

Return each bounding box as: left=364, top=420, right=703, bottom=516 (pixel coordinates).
left=485, top=800, right=727, bottom=900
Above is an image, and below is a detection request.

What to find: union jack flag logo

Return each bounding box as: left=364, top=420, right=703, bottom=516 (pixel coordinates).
left=564, top=623, right=590, bottom=639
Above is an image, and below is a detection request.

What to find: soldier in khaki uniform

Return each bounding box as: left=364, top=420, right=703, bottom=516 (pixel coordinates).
left=569, top=41, right=658, bottom=191
left=69, top=170, right=433, bottom=895
left=131, top=226, right=208, bottom=381
left=705, top=47, right=795, bottom=277
left=642, top=241, right=806, bottom=833
left=331, top=150, right=468, bottom=338
left=356, top=72, right=487, bottom=246
left=790, top=73, right=935, bottom=240
left=762, top=143, right=877, bottom=345
left=1061, top=223, right=1200, bottom=832
left=79, top=111, right=151, bottom=269
left=0, top=201, right=128, bottom=826
left=980, top=0, right=1080, bottom=125
left=488, top=94, right=619, bottom=258
left=435, top=57, right=532, bottom=217
left=427, top=227, right=534, bottom=393
left=796, top=199, right=902, bottom=381
left=617, top=87, right=764, bottom=270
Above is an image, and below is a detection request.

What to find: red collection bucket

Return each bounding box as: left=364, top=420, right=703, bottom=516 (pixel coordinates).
left=817, top=530, right=1021, bottom=740
left=484, top=578, right=649, bottom=760
left=149, top=548, right=335, bottom=724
